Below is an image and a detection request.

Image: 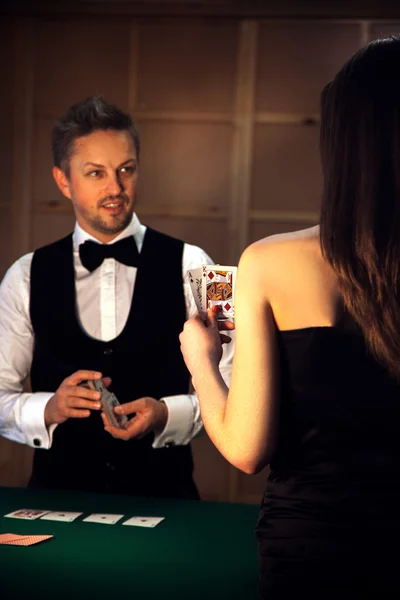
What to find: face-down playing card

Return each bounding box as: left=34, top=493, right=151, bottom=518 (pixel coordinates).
left=87, top=379, right=128, bottom=429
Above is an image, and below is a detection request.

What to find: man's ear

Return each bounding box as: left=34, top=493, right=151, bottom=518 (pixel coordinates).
left=52, top=166, right=72, bottom=200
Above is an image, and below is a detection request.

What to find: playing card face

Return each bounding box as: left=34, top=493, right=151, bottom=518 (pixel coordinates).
left=87, top=380, right=128, bottom=429
left=122, top=516, right=165, bottom=528
left=187, top=268, right=203, bottom=314
left=40, top=511, right=83, bottom=523
left=4, top=509, right=50, bottom=520
left=82, top=513, right=124, bottom=525
left=201, top=265, right=237, bottom=322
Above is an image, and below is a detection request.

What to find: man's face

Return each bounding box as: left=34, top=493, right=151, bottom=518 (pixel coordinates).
left=53, top=129, right=138, bottom=242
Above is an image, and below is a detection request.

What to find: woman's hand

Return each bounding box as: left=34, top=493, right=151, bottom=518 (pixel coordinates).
left=179, top=307, right=235, bottom=379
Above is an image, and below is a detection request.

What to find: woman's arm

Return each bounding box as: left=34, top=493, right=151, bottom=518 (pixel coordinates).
left=180, top=242, right=279, bottom=474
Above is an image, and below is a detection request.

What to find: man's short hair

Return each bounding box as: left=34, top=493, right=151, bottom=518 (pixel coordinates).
left=52, top=95, right=140, bottom=176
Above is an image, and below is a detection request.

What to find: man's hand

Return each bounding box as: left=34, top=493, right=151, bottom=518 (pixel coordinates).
left=101, top=397, right=168, bottom=441
left=44, top=370, right=109, bottom=427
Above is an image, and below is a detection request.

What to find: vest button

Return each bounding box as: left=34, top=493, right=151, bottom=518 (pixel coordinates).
left=104, top=347, right=113, bottom=356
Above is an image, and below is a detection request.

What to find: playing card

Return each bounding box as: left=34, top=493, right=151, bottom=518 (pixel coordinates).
left=82, top=513, right=124, bottom=525
left=40, top=511, right=83, bottom=523
left=0, top=533, right=54, bottom=546
left=87, top=380, right=128, bottom=429
left=4, top=509, right=50, bottom=520
left=187, top=268, right=203, bottom=313
left=201, top=265, right=237, bottom=322
left=122, top=516, right=165, bottom=528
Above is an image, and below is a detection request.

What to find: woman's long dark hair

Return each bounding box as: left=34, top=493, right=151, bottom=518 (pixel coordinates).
left=320, top=36, right=400, bottom=380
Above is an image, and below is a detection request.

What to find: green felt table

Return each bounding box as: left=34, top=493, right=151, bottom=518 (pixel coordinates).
left=0, top=486, right=260, bottom=600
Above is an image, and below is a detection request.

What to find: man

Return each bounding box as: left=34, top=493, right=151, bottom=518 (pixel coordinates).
left=0, top=95, right=233, bottom=499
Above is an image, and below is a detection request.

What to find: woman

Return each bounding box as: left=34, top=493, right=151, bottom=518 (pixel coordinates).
left=179, top=36, right=400, bottom=598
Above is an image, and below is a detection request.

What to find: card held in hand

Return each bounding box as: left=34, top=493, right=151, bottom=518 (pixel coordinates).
left=87, top=380, right=128, bottom=429
left=189, top=264, right=237, bottom=322
left=187, top=268, right=203, bottom=314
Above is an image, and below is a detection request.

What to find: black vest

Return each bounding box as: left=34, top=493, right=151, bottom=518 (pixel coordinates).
left=29, top=228, right=197, bottom=499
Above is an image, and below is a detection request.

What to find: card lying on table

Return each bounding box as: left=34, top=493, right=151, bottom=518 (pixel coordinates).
left=40, top=511, right=83, bottom=523
left=82, top=513, right=124, bottom=525
left=188, top=265, right=237, bottom=322
left=122, top=516, right=165, bottom=528
left=4, top=509, right=50, bottom=520
left=0, top=533, right=54, bottom=546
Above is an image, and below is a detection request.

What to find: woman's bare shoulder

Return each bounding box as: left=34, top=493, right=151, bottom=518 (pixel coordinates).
left=241, top=226, right=320, bottom=266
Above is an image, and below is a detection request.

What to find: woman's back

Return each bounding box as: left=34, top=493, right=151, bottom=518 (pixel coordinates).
left=257, top=227, right=400, bottom=597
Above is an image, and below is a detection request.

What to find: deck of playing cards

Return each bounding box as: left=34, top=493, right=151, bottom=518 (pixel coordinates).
left=188, top=265, right=237, bottom=322
left=87, top=380, right=128, bottom=429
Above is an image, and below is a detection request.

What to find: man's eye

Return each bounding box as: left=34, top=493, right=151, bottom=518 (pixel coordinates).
left=88, top=170, right=101, bottom=178
left=120, top=166, right=135, bottom=176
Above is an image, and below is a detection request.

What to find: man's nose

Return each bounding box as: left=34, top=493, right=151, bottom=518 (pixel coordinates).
left=106, top=174, right=124, bottom=195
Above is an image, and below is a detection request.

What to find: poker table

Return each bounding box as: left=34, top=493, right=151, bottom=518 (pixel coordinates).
left=0, top=486, right=259, bottom=599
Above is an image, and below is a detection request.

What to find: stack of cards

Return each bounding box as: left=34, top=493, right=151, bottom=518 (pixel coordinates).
left=4, top=508, right=165, bottom=528
left=188, top=265, right=237, bottom=322
left=87, top=379, right=128, bottom=430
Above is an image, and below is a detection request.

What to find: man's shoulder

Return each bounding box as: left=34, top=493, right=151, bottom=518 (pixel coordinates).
left=32, top=233, right=73, bottom=256
left=0, top=251, right=34, bottom=294
left=182, top=241, right=212, bottom=265
left=143, top=226, right=212, bottom=266
left=1, top=232, right=73, bottom=290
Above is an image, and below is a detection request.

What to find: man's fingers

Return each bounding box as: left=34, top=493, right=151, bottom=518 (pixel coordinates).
left=220, top=334, right=232, bottom=344
left=65, top=396, right=102, bottom=411
left=124, top=417, right=148, bottom=438
left=101, top=412, right=110, bottom=427
left=102, top=413, right=147, bottom=441
left=102, top=377, right=112, bottom=388
left=114, top=399, right=143, bottom=415
left=66, top=370, right=102, bottom=386
left=66, top=408, right=91, bottom=419
left=70, top=385, right=101, bottom=401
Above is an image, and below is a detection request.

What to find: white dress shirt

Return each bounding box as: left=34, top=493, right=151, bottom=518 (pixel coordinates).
left=0, top=214, right=233, bottom=449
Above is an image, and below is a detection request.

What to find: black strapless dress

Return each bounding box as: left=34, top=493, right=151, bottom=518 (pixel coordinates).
left=256, top=327, right=400, bottom=599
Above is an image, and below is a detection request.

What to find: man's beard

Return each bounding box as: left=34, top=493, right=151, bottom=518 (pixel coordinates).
left=90, top=194, right=134, bottom=235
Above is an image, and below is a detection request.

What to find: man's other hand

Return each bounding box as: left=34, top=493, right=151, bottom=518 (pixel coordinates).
left=101, top=397, right=168, bottom=441
left=44, top=370, right=109, bottom=427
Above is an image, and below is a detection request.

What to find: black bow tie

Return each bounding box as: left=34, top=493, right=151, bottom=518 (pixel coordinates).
left=79, top=236, right=140, bottom=272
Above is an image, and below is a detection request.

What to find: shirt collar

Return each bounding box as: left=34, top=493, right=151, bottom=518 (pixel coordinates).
left=72, top=213, right=146, bottom=253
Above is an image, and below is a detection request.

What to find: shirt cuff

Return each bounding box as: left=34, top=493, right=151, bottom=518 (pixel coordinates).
left=152, top=395, right=195, bottom=449
left=20, top=392, right=56, bottom=449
